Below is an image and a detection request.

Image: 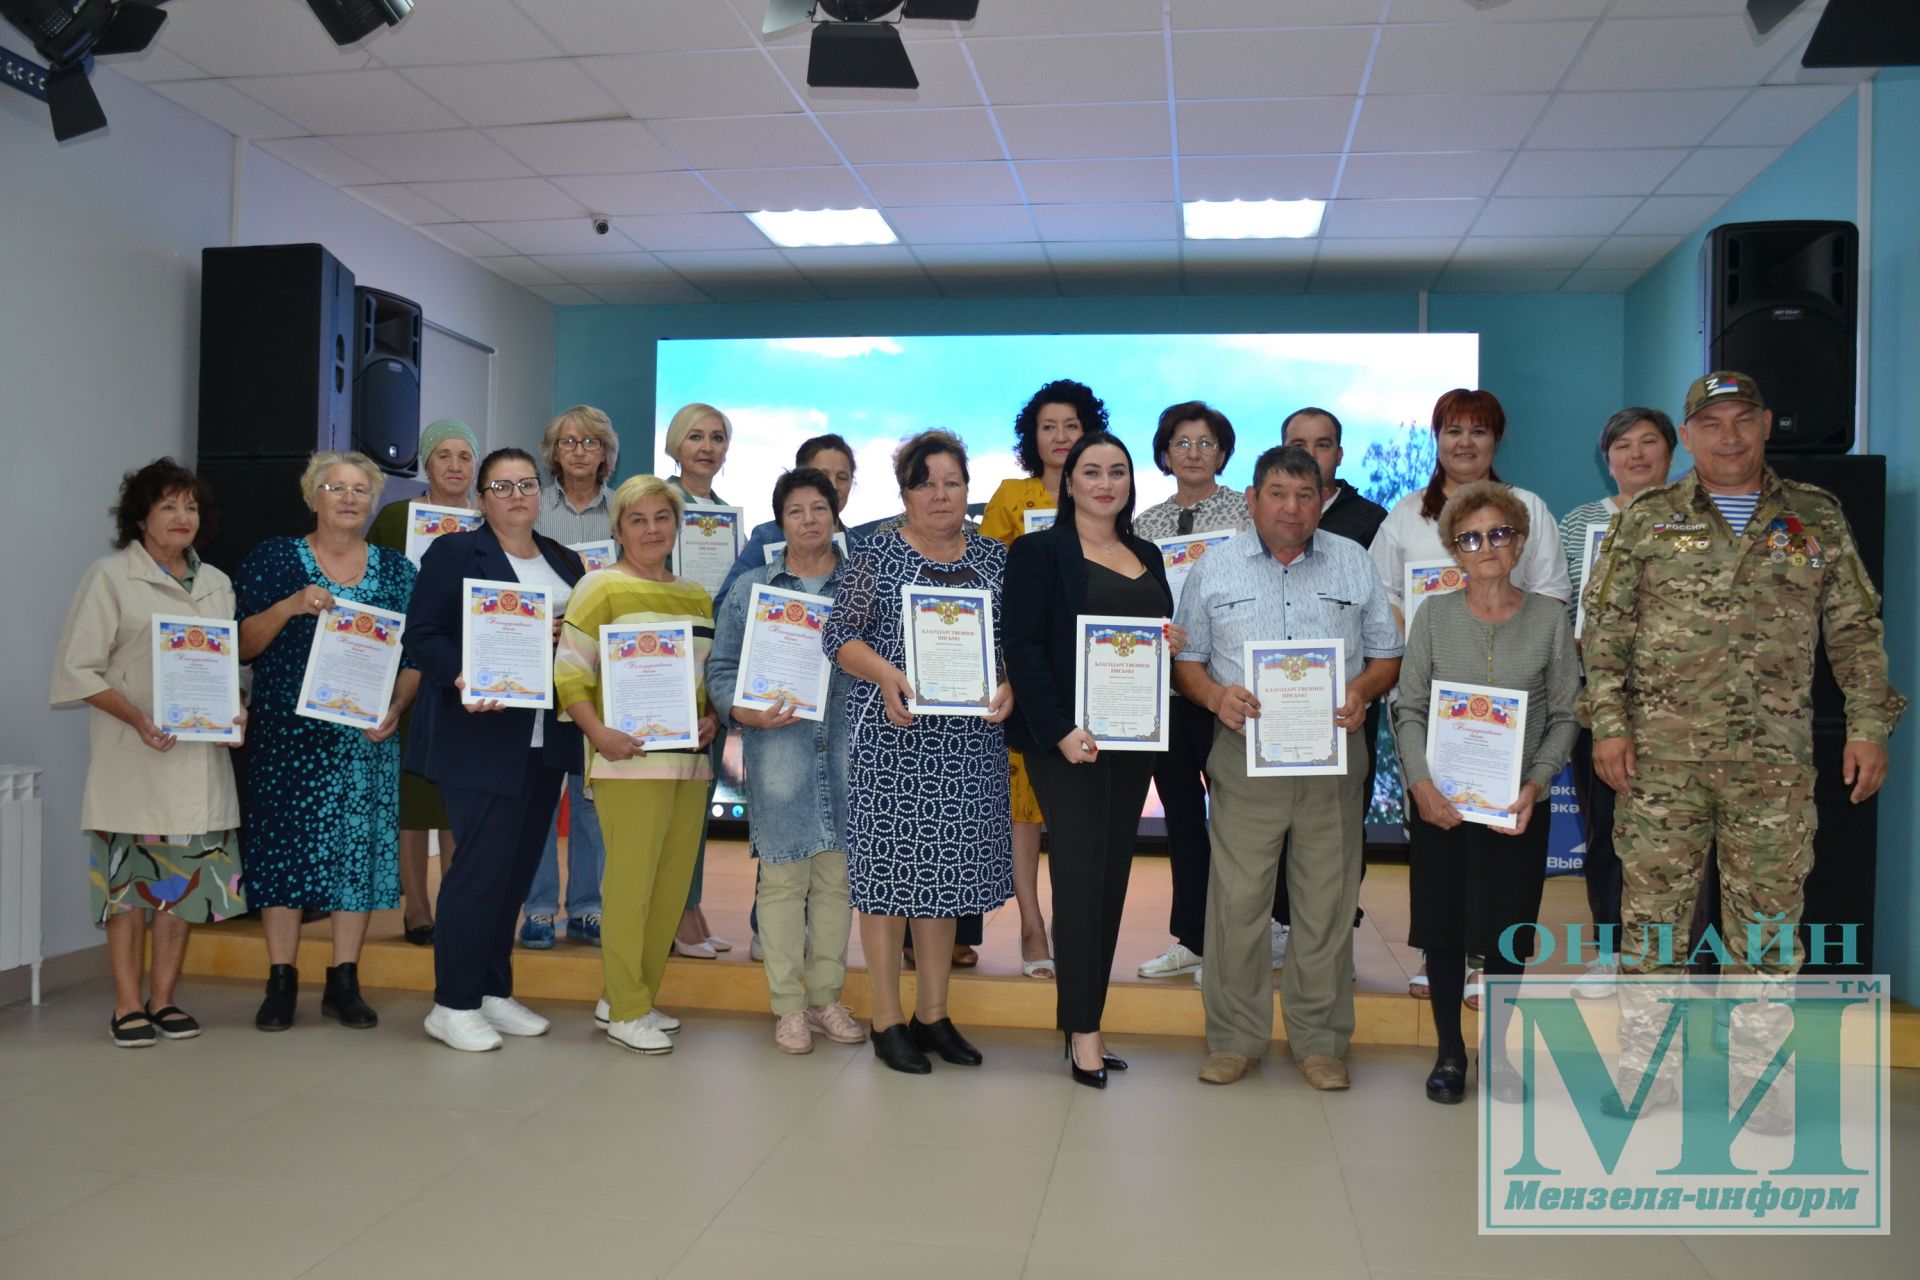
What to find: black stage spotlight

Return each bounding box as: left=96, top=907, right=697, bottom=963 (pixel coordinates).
left=764, top=0, right=980, bottom=90
left=0, top=0, right=168, bottom=140
left=1746, top=0, right=1920, bottom=65
left=302, top=0, right=411, bottom=47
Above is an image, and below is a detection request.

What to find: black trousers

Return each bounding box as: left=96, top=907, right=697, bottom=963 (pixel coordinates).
left=1569, top=727, right=1622, bottom=929
left=1029, top=747, right=1156, bottom=1034
left=435, top=751, right=566, bottom=1010
left=1156, top=694, right=1219, bottom=953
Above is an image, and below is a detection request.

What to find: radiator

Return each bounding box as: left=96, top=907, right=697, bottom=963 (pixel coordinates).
left=0, top=766, right=43, bottom=1005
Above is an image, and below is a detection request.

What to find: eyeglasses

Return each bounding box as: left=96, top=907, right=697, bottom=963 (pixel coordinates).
left=1169, top=438, right=1218, bottom=454
left=557, top=436, right=603, bottom=453
left=318, top=483, right=373, bottom=499
left=1451, top=525, right=1517, bottom=553
left=483, top=478, right=541, bottom=497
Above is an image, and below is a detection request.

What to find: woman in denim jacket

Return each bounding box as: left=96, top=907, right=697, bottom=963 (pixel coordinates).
left=707, top=468, right=865, bottom=1054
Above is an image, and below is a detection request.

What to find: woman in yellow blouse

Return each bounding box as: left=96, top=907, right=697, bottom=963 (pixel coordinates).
left=978, top=378, right=1108, bottom=977
left=554, top=475, right=719, bottom=1054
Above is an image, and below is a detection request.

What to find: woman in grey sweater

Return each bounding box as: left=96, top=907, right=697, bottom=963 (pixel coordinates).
left=1394, top=480, right=1578, bottom=1105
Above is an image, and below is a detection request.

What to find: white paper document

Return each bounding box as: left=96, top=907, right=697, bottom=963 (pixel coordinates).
left=1022, top=509, right=1056, bottom=534
left=1574, top=520, right=1611, bottom=640
left=568, top=539, right=619, bottom=573
left=460, top=577, right=555, bottom=709
left=1072, top=614, right=1169, bottom=751
left=601, top=620, right=700, bottom=750
left=1244, top=639, right=1347, bottom=777
left=150, top=614, right=242, bottom=743
left=296, top=601, right=405, bottom=729
left=1424, top=681, right=1529, bottom=829
left=1154, top=530, right=1238, bottom=616
left=1403, top=558, right=1468, bottom=629
left=403, top=502, right=482, bottom=567
left=733, top=584, right=834, bottom=724
left=899, top=584, right=996, bottom=716
left=675, top=503, right=745, bottom=602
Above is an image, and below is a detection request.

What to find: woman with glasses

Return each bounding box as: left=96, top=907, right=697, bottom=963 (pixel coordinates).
left=518, top=406, right=622, bottom=952
left=405, top=448, right=586, bottom=1051
left=368, top=418, right=480, bottom=946
left=1392, top=481, right=1577, bottom=1103
left=235, top=452, right=418, bottom=1032
left=1131, top=401, right=1249, bottom=981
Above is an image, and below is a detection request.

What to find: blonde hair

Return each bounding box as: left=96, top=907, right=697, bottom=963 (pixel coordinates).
left=299, top=451, right=385, bottom=507
left=1437, top=480, right=1530, bottom=551
left=608, top=474, right=683, bottom=536
left=540, top=405, right=619, bottom=485
left=663, top=403, right=731, bottom=463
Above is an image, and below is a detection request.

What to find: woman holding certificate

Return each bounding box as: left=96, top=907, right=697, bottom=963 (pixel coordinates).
left=1005, top=433, right=1179, bottom=1088
left=236, top=452, right=418, bottom=1033
left=368, top=417, right=480, bottom=945
left=555, top=475, right=720, bottom=1055
left=706, top=468, right=864, bottom=1054
left=1392, top=481, right=1578, bottom=1104
left=51, top=459, right=246, bottom=1046
left=404, top=447, right=586, bottom=1052
left=822, top=430, right=1015, bottom=1075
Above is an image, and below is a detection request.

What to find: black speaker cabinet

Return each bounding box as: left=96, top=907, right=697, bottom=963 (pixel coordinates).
left=1799, top=720, right=1878, bottom=976
left=1702, top=221, right=1857, bottom=453
left=353, top=286, right=423, bottom=474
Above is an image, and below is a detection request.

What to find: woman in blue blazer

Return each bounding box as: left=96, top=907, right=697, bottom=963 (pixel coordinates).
left=405, top=447, right=585, bottom=1052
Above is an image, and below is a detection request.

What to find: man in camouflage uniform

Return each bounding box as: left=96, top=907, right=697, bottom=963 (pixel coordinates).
left=1578, top=371, right=1903, bottom=1124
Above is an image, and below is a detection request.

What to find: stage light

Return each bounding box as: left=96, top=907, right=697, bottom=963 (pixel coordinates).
left=748, top=207, right=898, bottom=248
left=763, top=0, right=981, bottom=90
left=0, top=0, right=167, bottom=141
left=1182, top=199, right=1326, bottom=241
left=301, top=0, right=411, bottom=47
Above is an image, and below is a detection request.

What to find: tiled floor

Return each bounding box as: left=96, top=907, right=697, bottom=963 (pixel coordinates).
left=1, top=976, right=1912, bottom=1279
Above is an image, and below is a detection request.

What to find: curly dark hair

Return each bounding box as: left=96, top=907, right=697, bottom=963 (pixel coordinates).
left=1013, top=379, right=1109, bottom=477
left=772, top=466, right=841, bottom=527
left=112, top=458, right=217, bottom=551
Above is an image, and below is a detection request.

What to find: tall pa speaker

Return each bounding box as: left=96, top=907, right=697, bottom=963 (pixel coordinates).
left=353, top=286, right=423, bottom=474
left=1702, top=220, right=1858, bottom=453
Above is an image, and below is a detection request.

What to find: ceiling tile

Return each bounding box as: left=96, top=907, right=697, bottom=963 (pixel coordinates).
left=1180, top=155, right=1342, bottom=201
left=1177, top=99, right=1356, bottom=156
left=1473, top=196, right=1642, bottom=236
left=1497, top=149, right=1686, bottom=197
left=1337, top=152, right=1513, bottom=200
left=1351, top=94, right=1548, bottom=152
left=343, top=184, right=456, bottom=225
left=819, top=109, right=1006, bottom=164
left=1388, top=0, right=1610, bottom=18
left=1315, top=237, right=1462, bottom=266
left=551, top=172, right=730, bottom=217
left=651, top=248, right=795, bottom=273
left=476, top=256, right=564, bottom=286
left=255, top=137, right=391, bottom=187
left=1017, top=160, right=1176, bottom=205
left=477, top=219, right=642, bottom=256
left=226, top=70, right=465, bottom=135
left=1706, top=84, right=1854, bottom=146
left=530, top=252, right=667, bottom=284
left=912, top=244, right=1054, bottom=271
left=995, top=104, right=1173, bottom=160
left=1450, top=236, right=1603, bottom=269
left=969, top=34, right=1167, bottom=104
left=648, top=115, right=841, bottom=168
left=686, top=274, right=826, bottom=304
left=150, top=80, right=306, bottom=140
left=1565, top=15, right=1814, bottom=91
left=1607, top=0, right=1752, bottom=14
left=1584, top=236, right=1682, bottom=269
left=528, top=284, right=600, bottom=307
left=1655, top=147, right=1783, bottom=196
left=526, top=0, right=759, bottom=55
left=488, top=121, right=684, bottom=175
left=1175, top=0, right=1376, bottom=27
left=768, top=43, right=984, bottom=112
left=152, top=0, right=375, bottom=77
left=1433, top=268, right=1575, bottom=292
left=416, top=223, right=517, bottom=257
left=1173, top=28, right=1375, bottom=100
left=612, top=213, right=770, bottom=252
left=581, top=51, right=801, bottom=120
left=1527, top=90, right=1748, bottom=148
left=364, top=1, right=562, bottom=66
left=403, top=178, right=585, bottom=221
left=1562, top=268, right=1650, bottom=291
left=782, top=245, right=926, bottom=271
left=961, top=0, right=1165, bottom=37
left=1032, top=205, right=1179, bottom=242
left=1369, top=22, right=1593, bottom=94
left=1180, top=239, right=1322, bottom=267
left=810, top=273, right=949, bottom=302
left=704, top=167, right=872, bottom=210
left=1321, top=199, right=1485, bottom=238
left=887, top=207, right=1038, bottom=244
left=333, top=130, right=534, bottom=182
left=403, top=61, right=624, bottom=128
left=858, top=163, right=1023, bottom=207
left=96, top=47, right=210, bottom=84
left=1306, top=266, right=1441, bottom=294
left=590, top=280, right=717, bottom=305
left=1615, top=194, right=1730, bottom=235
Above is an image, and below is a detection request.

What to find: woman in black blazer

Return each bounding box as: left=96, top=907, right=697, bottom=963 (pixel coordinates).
left=405, top=447, right=585, bottom=1052
left=1004, top=432, right=1184, bottom=1087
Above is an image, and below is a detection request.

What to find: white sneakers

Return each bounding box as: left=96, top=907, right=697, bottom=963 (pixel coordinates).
left=1271, top=922, right=1290, bottom=969
left=594, top=999, right=681, bottom=1035
left=481, top=995, right=550, bottom=1036
left=1573, top=959, right=1619, bottom=1000
left=425, top=1005, right=502, bottom=1052
left=1138, top=942, right=1202, bottom=978
left=606, top=1017, right=674, bottom=1054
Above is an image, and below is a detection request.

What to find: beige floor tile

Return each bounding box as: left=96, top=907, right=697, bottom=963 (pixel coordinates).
left=0, top=1064, right=291, bottom=1174
left=299, top=1008, right=612, bottom=1115
left=792, top=1054, right=1075, bottom=1150
left=1031, top=1148, right=1366, bottom=1269
left=665, top=1226, right=1027, bottom=1279
left=0, top=1165, right=124, bottom=1240
left=302, top=1196, right=704, bottom=1279
left=146, top=1097, right=514, bottom=1198
left=0, top=1069, right=64, bottom=1104
left=1057, top=1072, right=1337, bottom=1163
left=715, top=1133, right=1054, bottom=1248
left=1681, top=1234, right=1916, bottom=1280
left=0, top=1173, right=391, bottom=1280
left=1024, top=1255, right=1361, bottom=1280
left=418, top=1112, right=782, bottom=1226
left=1320, top=1089, right=1478, bottom=1172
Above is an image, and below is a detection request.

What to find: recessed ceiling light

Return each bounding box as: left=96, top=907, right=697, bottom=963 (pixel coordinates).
left=748, top=208, right=898, bottom=248
left=1182, top=198, right=1327, bottom=240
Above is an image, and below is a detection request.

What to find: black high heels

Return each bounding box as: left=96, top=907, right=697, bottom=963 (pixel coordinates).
left=1065, top=1033, right=1108, bottom=1089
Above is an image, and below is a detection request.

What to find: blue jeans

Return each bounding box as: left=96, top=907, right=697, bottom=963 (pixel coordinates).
left=523, top=773, right=604, bottom=919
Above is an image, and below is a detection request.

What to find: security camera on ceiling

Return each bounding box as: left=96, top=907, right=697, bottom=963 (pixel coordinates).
left=0, top=0, right=167, bottom=141
left=764, top=0, right=981, bottom=90
left=301, top=0, right=412, bottom=48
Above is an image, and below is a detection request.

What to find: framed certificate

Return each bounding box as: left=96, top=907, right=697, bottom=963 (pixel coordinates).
left=1404, top=558, right=1468, bottom=628
left=1072, top=615, right=1169, bottom=751
left=1154, top=530, right=1237, bottom=616
left=675, top=503, right=745, bottom=602
left=1022, top=509, right=1056, bottom=534
left=404, top=502, right=482, bottom=567
left=151, top=615, right=242, bottom=743
left=1243, top=639, right=1346, bottom=777
left=296, top=601, right=405, bottom=729
left=1424, top=681, right=1529, bottom=829
left=568, top=539, right=619, bottom=573
left=899, top=584, right=996, bottom=716
left=1574, top=520, right=1611, bottom=639
left=764, top=532, right=849, bottom=565
left=600, top=621, right=700, bottom=750
left=460, top=577, right=555, bottom=709
left=734, top=584, right=834, bottom=723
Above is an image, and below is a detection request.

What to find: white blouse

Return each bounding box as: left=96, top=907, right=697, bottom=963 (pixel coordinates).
left=1368, top=486, right=1573, bottom=623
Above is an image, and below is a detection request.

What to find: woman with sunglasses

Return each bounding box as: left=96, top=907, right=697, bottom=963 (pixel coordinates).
left=1392, top=481, right=1578, bottom=1104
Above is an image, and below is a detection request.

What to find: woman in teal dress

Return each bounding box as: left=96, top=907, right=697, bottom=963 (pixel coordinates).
left=236, top=451, right=418, bottom=1032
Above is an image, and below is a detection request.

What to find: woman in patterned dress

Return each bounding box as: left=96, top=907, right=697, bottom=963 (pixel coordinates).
left=821, top=430, right=1016, bottom=1075
left=235, top=452, right=418, bottom=1032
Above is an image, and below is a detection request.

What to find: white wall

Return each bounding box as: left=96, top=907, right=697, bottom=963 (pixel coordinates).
left=2, top=68, right=555, bottom=963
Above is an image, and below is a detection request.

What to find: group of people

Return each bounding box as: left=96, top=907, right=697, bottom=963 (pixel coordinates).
left=53, top=369, right=1898, bottom=1114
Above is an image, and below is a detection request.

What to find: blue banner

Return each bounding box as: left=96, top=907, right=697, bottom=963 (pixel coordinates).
left=1545, top=761, right=1585, bottom=876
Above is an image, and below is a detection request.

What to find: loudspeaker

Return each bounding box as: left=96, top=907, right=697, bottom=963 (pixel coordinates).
left=1702, top=221, right=1857, bottom=453
left=1799, top=720, right=1878, bottom=976
left=198, top=244, right=355, bottom=461
left=352, top=286, right=423, bottom=474
left=194, top=455, right=315, bottom=575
